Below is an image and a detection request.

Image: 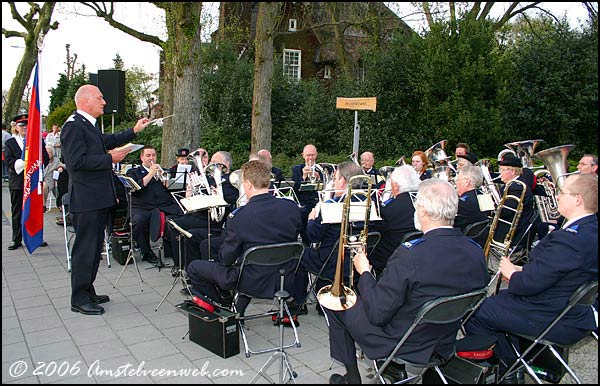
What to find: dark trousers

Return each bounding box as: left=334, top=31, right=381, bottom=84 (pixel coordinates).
left=132, top=209, right=153, bottom=255
left=70, top=208, right=109, bottom=306
left=10, top=189, right=23, bottom=243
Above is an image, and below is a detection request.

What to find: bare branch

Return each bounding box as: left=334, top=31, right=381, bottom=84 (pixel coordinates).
left=2, top=29, right=28, bottom=39
left=8, top=2, right=29, bottom=30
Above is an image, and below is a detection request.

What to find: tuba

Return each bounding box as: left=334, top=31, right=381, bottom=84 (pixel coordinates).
left=503, top=139, right=544, bottom=169
left=533, top=144, right=575, bottom=223
left=317, top=175, right=373, bottom=311
left=425, top=140, right=456, bottom=182
left=483, top=179, right=527, bottom=264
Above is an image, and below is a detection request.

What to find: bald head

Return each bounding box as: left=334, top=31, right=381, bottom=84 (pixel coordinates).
left=74, top=85, right=106, bottom=118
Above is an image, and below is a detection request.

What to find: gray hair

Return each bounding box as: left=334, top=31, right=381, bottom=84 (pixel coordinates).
left=415, top=178, right=458, bottom=225
left=390, top=165, right=420, bottom=193
left=214, top=150, right=233, bottom=170
left=337, top=161, right=364, bottom=189
left=459, top=165, right=483, bottom=188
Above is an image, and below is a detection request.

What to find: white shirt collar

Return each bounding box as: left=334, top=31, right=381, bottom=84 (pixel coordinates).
left=77, top=110, right=97, bottom=128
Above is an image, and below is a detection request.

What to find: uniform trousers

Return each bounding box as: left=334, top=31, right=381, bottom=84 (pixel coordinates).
left=10, top=189, right=23, bottom=243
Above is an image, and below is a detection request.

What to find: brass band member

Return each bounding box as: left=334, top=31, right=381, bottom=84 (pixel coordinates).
left=292, top=144, right=323, bottom=243
left=577, top=154, right=598, bottom=176
left=455, top=151, right=478, bottom=171
left=368, top=165, right=420, bottom=275
left=465, top=174, right=598, bottom=382
left=454, top=165, right=491, bottom=239
left=326, top=179, right=489, bottom=384
left=258, top=148, right=285, bottom=186
left=454, top=142, right=470, bottom=159
left=360, top=151, right=383, bottom=187
left=411, top=150, right=432, bottom=181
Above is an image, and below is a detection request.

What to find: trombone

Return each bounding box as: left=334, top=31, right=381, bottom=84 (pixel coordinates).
left=317, top=175, right=373, bottom=311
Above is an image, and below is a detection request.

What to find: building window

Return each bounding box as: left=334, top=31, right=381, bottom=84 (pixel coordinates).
left=283, top=49, right=301, bottom=80
left=288, top=18, right=297, bottom=32
left=324, top=65, right=332, bottom=79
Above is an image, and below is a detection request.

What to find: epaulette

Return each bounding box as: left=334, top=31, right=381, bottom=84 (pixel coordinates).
left=382, top=197, right=394, bottom=207
left=459, top=194, right=468, bottom=202
left=65, top=114, right=76, bottom=122
left=467, top=238, right=482, bottom=249
left=565, top=224, right=579, bottom=234
left=228, top=207, right=243, bottom=219
left=402, top=238, right=425, bottom=249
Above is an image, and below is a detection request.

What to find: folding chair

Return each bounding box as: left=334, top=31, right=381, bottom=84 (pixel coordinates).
left=373, top=288, right=487, bottom=384
left=499, top=281, right=598, bottom=384
left=61, top=193, right=76, bottom=272
left=400, top=230, right=423, bottom=244
left=462, top=219, right=490, bottom=248
left=231, top=241, right=305, bottom=358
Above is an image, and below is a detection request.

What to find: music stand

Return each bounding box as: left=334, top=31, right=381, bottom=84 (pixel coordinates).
left=171, top=192, right=229, bottom=262
left=112, top=175, right=145, bottom=292
left=155, top=218, right=193, bottom=312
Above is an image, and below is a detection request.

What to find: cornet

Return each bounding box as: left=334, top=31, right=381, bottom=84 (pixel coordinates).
left=150, top=161, right=169, bottom=183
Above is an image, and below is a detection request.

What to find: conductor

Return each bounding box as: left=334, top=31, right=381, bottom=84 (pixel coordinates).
left=61, top=85, right=151, bottom=315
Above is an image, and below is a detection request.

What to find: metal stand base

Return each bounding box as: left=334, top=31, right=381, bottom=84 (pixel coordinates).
left=112, top=248, right=144, bottom=292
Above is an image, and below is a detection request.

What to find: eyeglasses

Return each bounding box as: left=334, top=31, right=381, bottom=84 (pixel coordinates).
left=556, top=189, right=580, bottom=196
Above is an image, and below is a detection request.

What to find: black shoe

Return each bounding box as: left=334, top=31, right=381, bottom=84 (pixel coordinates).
left=142, top=251, right=158, bottom=264
left=329, top=373, right=349, bottom=384
left=8, top=241, right=22, bottom=250
left=91, top=294, right=110, bottom=304
left=40, top=241, right=48, bottom=247
left=377, top=360, right=408, bottom=383
left=71, top=302, right=105, bottom=315
left=500, top=368, right=524, bottom=384
left=171, top=266, right=180, bottom=277
left=287, top=301, right=308, bottom=315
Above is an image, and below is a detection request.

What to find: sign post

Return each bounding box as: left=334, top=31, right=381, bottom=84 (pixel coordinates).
left=336, top=97, right=377, bottom=159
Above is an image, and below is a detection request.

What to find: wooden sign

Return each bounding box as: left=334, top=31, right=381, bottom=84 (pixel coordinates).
left=336, top=97, right=377, bottom=112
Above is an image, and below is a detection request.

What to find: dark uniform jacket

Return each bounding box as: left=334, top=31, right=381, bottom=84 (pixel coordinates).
left=369, top=192, right=417, bottom=271
left=454, top=189, right=490, bottom=232
left=328, top=227, right=489, bottom=365
left=126, top=165, right=182, bottom=215
left=215, top=193, right=302, bottom=298
left=291, top=163, right=323, bottom=208
left=5, top=136, right=50, bottom=191
left=419, top=169, right=432, bottom=181
left=61, top=112, right=136, bottom=212
left=498, top=215, right=597, bottom=332
left=494, top=175, right=535, bottom=249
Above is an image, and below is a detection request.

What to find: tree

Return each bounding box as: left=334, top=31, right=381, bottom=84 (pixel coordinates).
left=251, top=2, right=282, bottom=153
left=2, top=2, right=59, bottom=122
left=79, top=2, right=203, bottom=164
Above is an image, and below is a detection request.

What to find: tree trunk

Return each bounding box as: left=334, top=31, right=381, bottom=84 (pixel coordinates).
left=161, top=3, right=203, bottom=164
left=325, top=2, right=352, bottom=79
left=3, top=2, right=57, bottom=121
left=251, top=2, right=280, bottom=153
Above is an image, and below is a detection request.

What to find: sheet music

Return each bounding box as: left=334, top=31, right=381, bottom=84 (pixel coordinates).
left=173, top=193, right=229, bottom=213
left=320, top=201, right=382, bottom=224
left=114, top=143, right=144, bottom=154
left=477, top=194, right=495, bottom=212
left=174, top=164, right=192, bottom=183
left=117, top=175, right=141, bottom=191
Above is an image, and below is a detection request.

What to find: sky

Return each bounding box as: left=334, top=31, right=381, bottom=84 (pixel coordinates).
left=2, top=2, right=591, bottom=116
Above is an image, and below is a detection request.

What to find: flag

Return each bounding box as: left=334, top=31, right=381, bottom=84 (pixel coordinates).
left=22, top=61, right=44, bottom=254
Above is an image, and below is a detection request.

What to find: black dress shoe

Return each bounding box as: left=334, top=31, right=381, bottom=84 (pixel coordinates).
left=329, top=373, right=349, bottom=384
left=40, top=241, right=48, bottom=247
left=142, top=251, right=158, bottom=264
left=377, top=360, right=408, bottom=383
left=8, top=241, right=22, bottom=250
left=71, top=302, right=105, bottom=315
left=91, top=294, right=110, bottom=304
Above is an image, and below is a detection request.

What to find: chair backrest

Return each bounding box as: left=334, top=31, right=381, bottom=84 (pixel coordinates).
left=401, top=230, right=424, bottom=244
left=241, top=241, right=304, bottom=268
left=385, top=287, right=487, bottom=365
left=463, top=219, right=490, bottom=239
left=366, top=231, right=381, bottom=255
left=569, top=281, right=598, bottom=308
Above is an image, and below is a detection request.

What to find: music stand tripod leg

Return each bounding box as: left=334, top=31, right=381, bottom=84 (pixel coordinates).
left=113, top=188, right=144, bottom=292
left=155, top=233, right=192, bottom=312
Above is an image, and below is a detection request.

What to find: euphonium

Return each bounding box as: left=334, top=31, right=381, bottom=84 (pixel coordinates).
left=425, top=140, right=455, bottom=182
left=532, top=144, right=575, bottom=223
left=229, top=169, right=247, bottom=207
left=317, top=175, right=373, bottom=311
left=205, top=162, right=228, bottom=222
left=483, top=179, right=527, bottom=262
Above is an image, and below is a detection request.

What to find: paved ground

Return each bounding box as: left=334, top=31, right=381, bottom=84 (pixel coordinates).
left=2, top=181, right=597, bottom=384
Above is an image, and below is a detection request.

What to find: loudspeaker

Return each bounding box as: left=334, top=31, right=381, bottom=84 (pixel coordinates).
left=88, top=73, right=98, bottom=86
left=98, top=69, right=126, bottom=113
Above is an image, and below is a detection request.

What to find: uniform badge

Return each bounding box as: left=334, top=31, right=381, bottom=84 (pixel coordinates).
left=565, top=225, right=578, bottom=234
left=402, top=238, right=424, bottom=249
left=229, top=207, right=242, bottom=219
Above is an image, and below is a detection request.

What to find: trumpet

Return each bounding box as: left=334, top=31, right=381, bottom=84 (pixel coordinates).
left=317, top=175, right=373, bottom=311
left=150, top=161, right=169, bottom=182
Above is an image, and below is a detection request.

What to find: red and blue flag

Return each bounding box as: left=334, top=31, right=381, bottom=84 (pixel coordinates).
left=22, top=62, right=44, bottom=254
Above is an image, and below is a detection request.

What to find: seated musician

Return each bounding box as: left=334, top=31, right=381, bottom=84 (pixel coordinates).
left=455, top=151, right=478, bottom=171
left=454, top=142, right=470, bottom=159
left=411, top=150, right=432, bottom=181
left=168, top=147, right=195, bottom=181
left=292, top=144, right=324, bottom=244
left=258, top=149, right=285, bottom=186
left=166, top=150, right=238, bottom=271
left=186, top=160, right=302, bottom=314
left=577, top=154, right=598, bottom=176
left=326, top=178, right=490, bottom=384
left=465, top=174, right=598, bottom=382
left=454, top=165, right=492, bottom=235
left=126, top=145, right=183, bottom=264
left=294, top=161, right=364, bottom=311
left=368, top=165, right=419, bottom=275
left=492, top=153, right=536, bottom=259
left=360, top=151, right=384, bottom=188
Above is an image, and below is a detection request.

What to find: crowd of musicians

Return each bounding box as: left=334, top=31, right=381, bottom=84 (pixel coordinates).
left=9, top=84, right=596, bottom=384
left=100, top=139, right=596, bottom=383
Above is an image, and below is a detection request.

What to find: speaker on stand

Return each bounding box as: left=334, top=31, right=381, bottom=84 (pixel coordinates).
left=97, top=69, right=126, bottom=133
